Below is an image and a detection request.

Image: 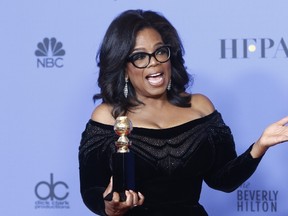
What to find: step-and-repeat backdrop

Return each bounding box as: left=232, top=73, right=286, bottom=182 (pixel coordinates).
left=1, top=0, right=288, bottom=215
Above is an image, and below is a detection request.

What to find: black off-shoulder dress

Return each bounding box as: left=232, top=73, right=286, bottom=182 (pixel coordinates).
left=78, top=110, right=262, bottom=216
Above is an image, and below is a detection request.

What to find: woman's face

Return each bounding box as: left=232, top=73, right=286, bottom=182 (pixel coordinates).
left=126, top=28, right=171, bottom=100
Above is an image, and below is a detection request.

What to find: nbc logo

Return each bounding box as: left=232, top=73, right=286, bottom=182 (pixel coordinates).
left=35, top=37, right=65, bottom=68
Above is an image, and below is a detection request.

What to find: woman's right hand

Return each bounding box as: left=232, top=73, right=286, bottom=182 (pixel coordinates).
left=103, top=177, right=145, bottom=216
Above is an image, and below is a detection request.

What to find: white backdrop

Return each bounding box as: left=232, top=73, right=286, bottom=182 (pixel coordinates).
left=1, top=0, right=288, bottom=215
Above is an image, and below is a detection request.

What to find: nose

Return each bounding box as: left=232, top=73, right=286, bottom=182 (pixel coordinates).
left=147, top=55, right=159, bottom=67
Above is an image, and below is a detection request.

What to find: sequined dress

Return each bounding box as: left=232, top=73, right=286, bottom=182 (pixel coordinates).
left=78, top=110, right=262, bottom=216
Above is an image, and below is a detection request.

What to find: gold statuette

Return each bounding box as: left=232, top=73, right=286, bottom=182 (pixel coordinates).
left=104, top=116, right=135, bottom=202
left=114, top=116, right=133, bottom=153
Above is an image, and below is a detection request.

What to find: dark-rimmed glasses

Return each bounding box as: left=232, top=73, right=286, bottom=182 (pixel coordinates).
left=127, top=45, right=171, bottom=69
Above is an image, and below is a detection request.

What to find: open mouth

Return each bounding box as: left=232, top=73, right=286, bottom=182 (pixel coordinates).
left=146, top=72, right=164, bottom=86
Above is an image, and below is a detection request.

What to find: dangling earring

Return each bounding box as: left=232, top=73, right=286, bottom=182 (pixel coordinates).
left=124, top=77, right=128, bottom=98
left=167, top=79, right=171, bottom=91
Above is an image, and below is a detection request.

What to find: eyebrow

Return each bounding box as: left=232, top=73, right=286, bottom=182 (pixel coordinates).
left=131, top=43, right=166, bottom=53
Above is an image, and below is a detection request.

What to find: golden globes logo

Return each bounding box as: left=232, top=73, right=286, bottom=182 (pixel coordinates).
left=220, top=37, right=288, bottom=59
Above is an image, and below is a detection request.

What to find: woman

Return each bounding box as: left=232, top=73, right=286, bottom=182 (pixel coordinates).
left=78, top=9, right=288, bottom=216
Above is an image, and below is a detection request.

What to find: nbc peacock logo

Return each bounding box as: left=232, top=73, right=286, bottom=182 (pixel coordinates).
left=35, top=37, right=65, bottom=68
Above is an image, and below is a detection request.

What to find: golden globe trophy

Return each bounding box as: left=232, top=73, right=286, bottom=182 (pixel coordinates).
left=105, top=116, right=135, bottom=201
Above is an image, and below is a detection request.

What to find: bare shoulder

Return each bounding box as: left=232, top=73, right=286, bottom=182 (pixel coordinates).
left=191, top=93, right=215, bottom=116
left=91, top=103, right=115, bottom=125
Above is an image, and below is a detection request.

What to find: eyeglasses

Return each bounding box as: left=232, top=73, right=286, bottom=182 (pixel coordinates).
left=127, top=45, right=171, bottom=69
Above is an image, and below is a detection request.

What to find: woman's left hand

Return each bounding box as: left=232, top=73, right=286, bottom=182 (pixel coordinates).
left=251, top=116, right=288, bottom=158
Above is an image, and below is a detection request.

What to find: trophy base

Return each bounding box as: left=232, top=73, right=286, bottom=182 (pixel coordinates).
left=105, top=152, right=135, bottom=202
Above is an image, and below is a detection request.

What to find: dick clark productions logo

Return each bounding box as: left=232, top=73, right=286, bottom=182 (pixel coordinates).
left=34, top=173, right=70, bottom=209
left=35, top=37, right=65, bottom=68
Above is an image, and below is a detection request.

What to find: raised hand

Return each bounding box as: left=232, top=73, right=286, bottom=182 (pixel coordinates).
left=251, top=116, right=288, bottom=158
